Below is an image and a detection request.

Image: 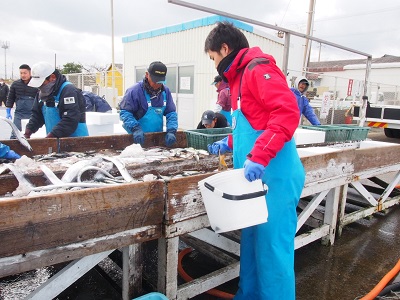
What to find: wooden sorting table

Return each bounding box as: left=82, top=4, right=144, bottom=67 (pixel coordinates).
left=0, top=134, right=399, bottom=299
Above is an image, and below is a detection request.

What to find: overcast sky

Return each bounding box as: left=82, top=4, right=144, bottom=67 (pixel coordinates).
left=0, top=0, right=399, bottom=78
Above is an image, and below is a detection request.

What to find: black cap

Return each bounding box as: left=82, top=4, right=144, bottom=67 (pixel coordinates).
left=201, top=110, right=216, bottom=125
left=148, top=61, right=167, bottom=83
left=211, top=75, right=222, bottom=85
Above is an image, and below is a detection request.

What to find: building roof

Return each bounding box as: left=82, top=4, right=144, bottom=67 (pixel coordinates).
left=122, top=15, right=254, bottom=43
left=308, top=55, right=400, bottom=72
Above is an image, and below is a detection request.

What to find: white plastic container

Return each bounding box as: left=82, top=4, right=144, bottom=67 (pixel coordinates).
left=198, top=169, right=268, bottom=233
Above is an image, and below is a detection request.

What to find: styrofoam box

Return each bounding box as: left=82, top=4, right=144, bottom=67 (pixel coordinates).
left=21, top=119, right=46, bottom=138
left=294, top=128, right=325, bottom=145
left=297, top=146, right=341, bottom=158
left=86, top=112, right=120, bottom=125
left=87, top=124, right=115, bottom=136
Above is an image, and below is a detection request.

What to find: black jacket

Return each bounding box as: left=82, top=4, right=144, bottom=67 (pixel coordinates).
left=0, top=83, right=9, bottom=101
left=197, top=112, right=228, bottom=129
left=26, top=72, right=87, bottom=138
left=6, top=79, right=37, bottom=107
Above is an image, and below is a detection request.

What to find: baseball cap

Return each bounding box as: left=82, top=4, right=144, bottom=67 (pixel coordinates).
left=211, top=75, right=222, bottom=85
left=29, top=61, right=55, bottom=87
left=201, top=110, right=216, bottom=125
left=148, top=61, right=167, bottom=84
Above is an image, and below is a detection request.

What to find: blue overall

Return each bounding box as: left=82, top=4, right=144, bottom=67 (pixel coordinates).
left=232, top=108, right=305, bottom=299
left=10, top=95, right=35, bottom=139
left=139, top=91, right=166, bottom=132
left=42, top=82, right=89, bottom=137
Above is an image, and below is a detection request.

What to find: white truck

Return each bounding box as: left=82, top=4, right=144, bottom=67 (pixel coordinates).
left=353, top=104, right=400, bottom=138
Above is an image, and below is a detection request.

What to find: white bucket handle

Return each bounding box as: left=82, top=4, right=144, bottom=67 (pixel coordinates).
left=203, top=182, right=268, bottom=201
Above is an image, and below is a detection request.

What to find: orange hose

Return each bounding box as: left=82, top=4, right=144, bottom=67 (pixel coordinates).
left=178, top=247, right=235, bottom=299
left=360, top=258, right=400, bottom=300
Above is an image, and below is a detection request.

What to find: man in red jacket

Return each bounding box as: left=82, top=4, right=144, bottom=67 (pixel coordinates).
left=205, top=21, right=305, bottom=299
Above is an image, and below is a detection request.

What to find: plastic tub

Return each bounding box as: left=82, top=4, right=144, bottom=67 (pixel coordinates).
left=133, top=292, right=169, bottom=300
left=198, top=169, right=268, bottom=233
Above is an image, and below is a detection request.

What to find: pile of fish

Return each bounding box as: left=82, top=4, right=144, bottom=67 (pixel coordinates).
left=0, top=144, right=209, bottom=198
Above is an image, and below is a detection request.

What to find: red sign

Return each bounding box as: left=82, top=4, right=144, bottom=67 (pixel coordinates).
left=347, top=79, right=353, bottom=96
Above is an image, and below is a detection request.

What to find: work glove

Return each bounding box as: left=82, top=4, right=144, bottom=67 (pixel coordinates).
left=243, top=159, right=265, bottom=182
left=207, top=136, right=230, bottom=155
left=6, top=108, right=12, bottom=120
left=24, top=128, right=32, bottom=139
left=46, top=132, right=55, bottom=138
left=4, top=150, right=21, bottom=160
left=132, top=125, right=144, bottom=145
left=165, top=132, right=176, bottom=147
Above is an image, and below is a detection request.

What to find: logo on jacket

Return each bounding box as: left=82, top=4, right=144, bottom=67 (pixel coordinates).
left=64, top=97, right=76, bottom=104
left=263, top=74, right=271, bottom=80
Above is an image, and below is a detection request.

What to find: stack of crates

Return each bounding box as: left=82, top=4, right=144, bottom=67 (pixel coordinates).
left=300, top=125, right=351, bottom=143
left=184, top=127, right=232, bottom=151
left=300, top=125, right=369, bottom=142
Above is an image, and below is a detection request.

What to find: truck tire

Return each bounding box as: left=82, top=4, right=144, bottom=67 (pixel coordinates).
left=384, top=128, right=394, bottom=138
left=393, top=129, right=400, bottom=139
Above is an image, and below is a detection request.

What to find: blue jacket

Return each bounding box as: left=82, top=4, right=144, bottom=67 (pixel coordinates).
left=119, top=80, right=178, bottom=133
left=290, top=87, right=321, bottom=125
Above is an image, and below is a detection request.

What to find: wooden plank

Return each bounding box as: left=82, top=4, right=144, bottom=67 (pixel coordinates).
left=176, top=261, right=240, bottom=300
left=354, top=144, right=400, bottom=172
left=0, top=181, right=164, bottom=258
left=122, top=244, right=142, bottom=300
left=300, top=148, right=355, bottom=184
left=165, top=173, right=215, bottom=224
left=26, top=250, right=113, bottom=300
left=58, top=131, right=188, bottom=153
left=0, top=137, right=58, bottom=157
left=0, top=225, right=160, bottom=278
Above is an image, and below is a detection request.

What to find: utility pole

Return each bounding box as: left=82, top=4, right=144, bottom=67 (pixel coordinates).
left=302, top=0, right=316, bottom=74
left=1, top=41, right=10, bottom=79
left=111, top=0, right=116, bottom=108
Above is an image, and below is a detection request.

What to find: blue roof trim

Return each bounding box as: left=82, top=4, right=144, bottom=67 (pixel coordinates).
left=122, top=15, right=254, bottom=43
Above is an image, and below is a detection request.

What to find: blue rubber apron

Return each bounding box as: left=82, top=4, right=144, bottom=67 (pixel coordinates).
left=42, top=82, right=89, bottom=137
left=139, top=91, right=166, bottom=132
left=13, top=95, right=34, bottom=131
left=232, top=105, right=305, bottom=299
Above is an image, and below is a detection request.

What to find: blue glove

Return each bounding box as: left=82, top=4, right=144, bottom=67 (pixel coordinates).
left=243, top=159, right=265, bottom=182
left=4, top=150, right=21, bottom=160
left=207, top=136, right=231, bottom=155
left=132, top=125, right=144, bottom=145
left=6, top=108, right=12, bottom=120
left=165, top=132, right=176, bottom=147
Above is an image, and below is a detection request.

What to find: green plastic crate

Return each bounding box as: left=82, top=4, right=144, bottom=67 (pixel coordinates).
left=300, top=125, right=353, bottom=143
left=184, top=127, right=232, bottom=150
left=336, top=125, right=370, bottom=141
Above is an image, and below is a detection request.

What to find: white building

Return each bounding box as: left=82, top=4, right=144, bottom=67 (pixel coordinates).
left=307, top=55, right=400, bottom=106
left=122, top=15, right=296, bottom=130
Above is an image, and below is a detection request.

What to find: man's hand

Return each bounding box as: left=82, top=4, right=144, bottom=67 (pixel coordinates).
left=24, top=128, right=32, bottom=139
left=46, top=132, right=55, bottom=138
left=165, top=132, right=176, bottom=147
left=243, top=159, right=265, bottom=182
left=6, top=108, right=12, bottom=120
left=207, top=136, right=230, bottom=155
left=132, top=125, right=144, bottom=145
left=4, top=150, right=21, bottom=160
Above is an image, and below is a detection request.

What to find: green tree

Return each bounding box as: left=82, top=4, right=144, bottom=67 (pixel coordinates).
left=61, top=62, right=83, bottom=74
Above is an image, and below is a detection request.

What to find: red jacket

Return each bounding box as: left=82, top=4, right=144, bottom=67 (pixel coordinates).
left=224, top=47, right=299, bottom=167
